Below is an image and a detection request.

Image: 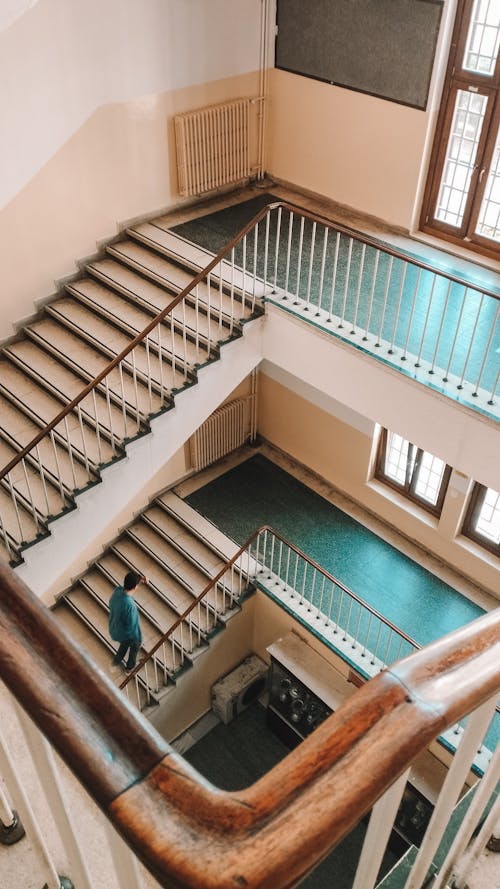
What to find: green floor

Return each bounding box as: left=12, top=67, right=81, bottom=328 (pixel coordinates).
left=186, top=454, right=498, bottom=752
left=184, top=702, right=398, bottom=889
left=173, top=194, right=500, bottom=397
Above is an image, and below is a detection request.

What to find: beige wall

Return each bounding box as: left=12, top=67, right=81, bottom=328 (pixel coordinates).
left=258, top=371, right=499, bottom=601
left=266, top=68, right=430, bottom=230
left=0, top=71, right=261, bottom=341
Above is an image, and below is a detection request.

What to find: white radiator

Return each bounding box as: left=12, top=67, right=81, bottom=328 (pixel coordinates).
left=174, top=98, right=254, bottom=196
left=190, top=397, right=252, bottom=471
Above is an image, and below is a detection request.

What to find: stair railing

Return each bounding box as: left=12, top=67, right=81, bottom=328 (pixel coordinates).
left=119, top=523, right=498, bottom=771
left=0, top=560, right=498, bottom=889
left=1, top=201, right=499, bottom=562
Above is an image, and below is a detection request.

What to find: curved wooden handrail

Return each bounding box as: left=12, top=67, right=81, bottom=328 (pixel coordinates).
left=2, top=197, right=498, bottom=491
left=120, top=523, right=419, bottom=691
left=0, top=560, right=498, bottom=888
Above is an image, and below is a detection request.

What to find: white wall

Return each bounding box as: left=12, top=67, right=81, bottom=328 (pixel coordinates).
left=0, top=0, right=263, bottom=338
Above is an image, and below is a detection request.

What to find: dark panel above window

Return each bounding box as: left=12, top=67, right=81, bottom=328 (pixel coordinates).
left=275, top=0, right=444, bottom=109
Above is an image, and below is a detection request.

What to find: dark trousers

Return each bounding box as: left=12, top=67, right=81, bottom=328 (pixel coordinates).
left=113, top=639, right=140, bottom=669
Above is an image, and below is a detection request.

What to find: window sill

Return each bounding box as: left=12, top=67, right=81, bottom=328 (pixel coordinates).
left=366, top=479, right=440, bottom=530
left=453, top=533, right=500, bottom=570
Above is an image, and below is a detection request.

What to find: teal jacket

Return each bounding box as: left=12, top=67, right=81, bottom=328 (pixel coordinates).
left=108, top=586, right=142, bottom=644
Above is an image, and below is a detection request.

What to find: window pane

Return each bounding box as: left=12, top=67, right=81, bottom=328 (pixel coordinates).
left=475, top=487, right=500, bottom=543
left=463, top=0, right=500, bottom=76
left=475, top=123, right=500, bottom=241
left=435, top=90, right=488, bottom=227
left=384, top=433, right=412, bottom=486
left=413, top=452, right=447, bottom=505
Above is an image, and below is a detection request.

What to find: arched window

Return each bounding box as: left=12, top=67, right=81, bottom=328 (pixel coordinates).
left=421, top=0, right=500, bottom=258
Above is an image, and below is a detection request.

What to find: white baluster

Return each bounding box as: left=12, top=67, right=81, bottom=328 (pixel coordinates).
left=352, top=769, right=410, bottom=889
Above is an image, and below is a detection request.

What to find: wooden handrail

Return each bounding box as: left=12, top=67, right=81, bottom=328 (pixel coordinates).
left=120, top=523, right=419, bottom=691
left=0, top=563, right=498, bottom=888
left=2, top=198, right=498, bottom=491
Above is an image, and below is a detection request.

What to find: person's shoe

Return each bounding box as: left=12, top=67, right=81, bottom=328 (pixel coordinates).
left=124, top=664, right=135, bottom=673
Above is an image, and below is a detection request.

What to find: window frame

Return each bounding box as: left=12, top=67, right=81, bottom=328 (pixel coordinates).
left=420, top=0, right=500, bottom=259
left=375, top=428, right=452, bottom=517
left=462, top=482, right=500, bottom=556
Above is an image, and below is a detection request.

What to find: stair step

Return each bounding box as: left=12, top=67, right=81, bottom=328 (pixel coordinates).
left=128, top=224, right=270, bottom=300
left=85, top=258, right=228, bottom=343
left=105, top=240, right=254, bottom=323
left=0, top=391, right=91, bottom=492
left=0, top=436, right=67, bottom=517
left=3, top=339, right=145, bottom=446
left=158, top=490, right=240, bottom=561
left=29, top=315, right=166, bottom=419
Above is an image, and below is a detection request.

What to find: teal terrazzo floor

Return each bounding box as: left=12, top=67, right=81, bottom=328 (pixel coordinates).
left=186, top=454, right=484, bottom=644
left=186, top=455, right=498, bottom=753
left=173, top=195, right=500, bottom=396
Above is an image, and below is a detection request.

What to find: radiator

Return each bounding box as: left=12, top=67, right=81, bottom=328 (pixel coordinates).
left=175, top=98, right=253, bottom=196
left=190, top=398, right=251, bottom=472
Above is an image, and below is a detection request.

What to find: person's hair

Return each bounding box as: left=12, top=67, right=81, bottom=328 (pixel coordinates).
left=124, top=571, right=141, bottom=591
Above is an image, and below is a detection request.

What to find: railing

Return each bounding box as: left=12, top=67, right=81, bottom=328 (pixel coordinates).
left=0, top=561, right=498, bottom=889
left=1, top=200, right=499, bottom=563
left=120, top=525, right=498, bottom=769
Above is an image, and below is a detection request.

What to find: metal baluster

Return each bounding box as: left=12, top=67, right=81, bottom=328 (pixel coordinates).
left=293, top=216, right=304, bottom=306
left=252, top=223, right=258, bottom=312
left=268, top=533, right=275, bottom=579
left=304, top=220, right=316, bottom=310
left=157, top=322, right=166, bottom=405
left=35, top=444, right=51, bottom=515
left=362, top=612, right=373, bottom=658
left=353, top=770, right=410, bottom=889
left=343, top=595, right=354, bottom=640
left=229, top=248, right=236, bottom=336
left=351, top=243, right=366, bottom=333
left=317, top=226, right=329, bottom=315
left=352, top=602, right=364, bottom=649
left=429, top=279, right=452, bottom=375
left=144, top=333, right=153, bottom=411
left=217, top=266, right=224, bottom=338
left=6, top=473, right=24, bottom=543
left=118, top=361, right=128, bottom=439
left=443, top=285, right=468, bottom=381
left=488, top=366, right=500, bottom=405
left=129, top=349, right=140, bottom=428
left=51, top=427, right=66, bottom=501
left=317, top=573, right=326, bottom=616
left=62, top=416, right=77, bottom=488
left=194, top=284, right=201, bottom=356
left=457, top=293, right=485, bottom=389
left=328, top=582, right=337, bottom=629
left=20, top=459, right=39, bottom=531
left=273, top=206, right=282, bottom=293
left=104, top=376, right=116, bottom=454
left=90, top=391, right=102, bottom=465
left=388, top=263, right=408, bottom=354
left=206, top=272, right=212, bottom=355
left=299, top=561, right=307, bottom=605
left=170, top=313, right=176, bottom=384
left=263, top=210, right=270, bottom=293
left=291, top=550, right=299, bottom=598
left=363, top=250, right=380, bottom=341
left=415, top=274, right=437, bottom=367
left=371, top=619, right=383, bottom=664
left=401, top=267, right=422, bottom=362
left=76, top=404, right=90, bottom=474
left=181, top=302, right=188, bottom=377
left=240, top=235, right=247, bottom=310
left=277, top=540, right=283, bottom=584
left=284, top=546, right=291, bottom=590
left=376, top=254, right=394, bottom=347
left=308, top=567, right=316, bottom=611
left=472, top=302, right=500, bottom=397
left=382, top=627, right=394, bottom=668
left=284, top=211, right=294, bottom=297
left=339, top=238, right=353, bottom=328
left=0, top=513, right=13, bottom=561
left=327, top=231, right=341, bottom=322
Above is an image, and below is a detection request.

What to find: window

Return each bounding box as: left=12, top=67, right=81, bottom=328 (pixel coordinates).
left=463, top=483, right=500, bottom=554
left=421, top=0, right=500, bottom=257
left=376, top=429, right=451, bottom=515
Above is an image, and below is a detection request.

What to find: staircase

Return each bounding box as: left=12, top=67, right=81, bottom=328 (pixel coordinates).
left=0, top=217, right=264, bottom=580
left=52, top=489, right=251, bottom=710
